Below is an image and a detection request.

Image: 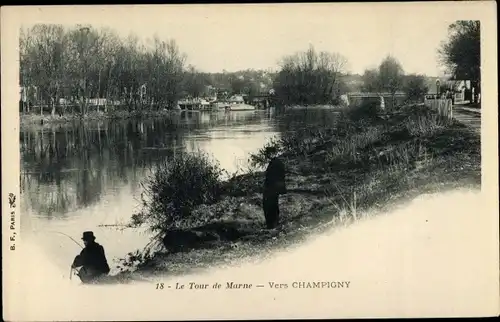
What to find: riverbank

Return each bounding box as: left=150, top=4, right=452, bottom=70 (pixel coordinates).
left=19, top=109, right=185, bottom=129
left=111, top=103, right=480, bottom=282
left=18, top=105, right=335, bottom=130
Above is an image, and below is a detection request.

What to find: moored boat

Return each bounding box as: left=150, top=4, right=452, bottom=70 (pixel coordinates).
left=225, top=103, right=256, bottom=111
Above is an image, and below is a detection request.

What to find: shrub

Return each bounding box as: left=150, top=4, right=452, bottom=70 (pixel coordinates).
left=249, top=125, right=341, bottom=169
left=402, top=74, right=428, bottom=103
left=135, top=150, right=226, bottom=233
left=249, top=138, right=283, bottom=168
left=222, top=171, right=263, bottom=197
left=342, top=100, right=383, bottom=123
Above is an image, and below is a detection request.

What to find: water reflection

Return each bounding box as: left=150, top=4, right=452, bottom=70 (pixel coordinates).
left=21, top=110, right=271, bottom=218
left=21, top=109, right=340, bottom=218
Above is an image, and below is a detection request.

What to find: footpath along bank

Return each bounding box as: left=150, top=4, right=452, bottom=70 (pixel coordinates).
left=112, top=102, right=480, bottom=282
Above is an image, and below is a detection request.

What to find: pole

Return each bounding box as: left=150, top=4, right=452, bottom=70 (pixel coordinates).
left=41, top=229, right=84, bottom=280
left=45, top=230, right=84, bottom=248
left=97, top=69, right=101, bottom=112
left=80, top=27, right=90, bottom=116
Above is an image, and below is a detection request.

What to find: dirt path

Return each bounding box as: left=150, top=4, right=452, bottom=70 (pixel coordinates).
left=453, top=106, right=481, bottom=134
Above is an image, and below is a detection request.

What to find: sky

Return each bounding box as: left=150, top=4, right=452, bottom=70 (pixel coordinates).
left=13, top=3, right=488, bottom=77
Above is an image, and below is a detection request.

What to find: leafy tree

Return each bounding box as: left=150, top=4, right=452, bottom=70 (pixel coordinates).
left=361, top=69, right=380, bottom=93
left=403, top=74, right=428, bottom=103
left=378, top=56, right=404, bottom=106
left=229, top=75, right=247, bottom=95
left=361, top=56, right=405, bottom=109
left=438, top=20, right=480, bottom=102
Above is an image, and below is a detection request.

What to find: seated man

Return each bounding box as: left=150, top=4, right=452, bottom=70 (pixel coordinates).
left=72, top=231, right=110, bottom=284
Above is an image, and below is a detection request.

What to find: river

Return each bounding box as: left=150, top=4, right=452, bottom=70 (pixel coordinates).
left=19, top=107, right=340, bottom=273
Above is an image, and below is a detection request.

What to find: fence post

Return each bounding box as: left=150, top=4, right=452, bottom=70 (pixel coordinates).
left=448, top=98, right=453, bottom=119
left=424, top=98, right=453, bottom=120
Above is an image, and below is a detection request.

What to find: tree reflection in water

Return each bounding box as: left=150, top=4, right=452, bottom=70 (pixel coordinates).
left=20, top=111, right=264, bottom=217
left=20, top=108, right=339, bottom=219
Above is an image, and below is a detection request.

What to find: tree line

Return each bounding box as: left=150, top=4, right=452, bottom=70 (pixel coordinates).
left=19, top=24, right=276, bottom=116
left=19, top=25, right=351, bottom=115
left=359, top=20, right=481, bottom=107
left=20, top=24, right=186, bottom=115
left=20, top=20, right=478, bottom=116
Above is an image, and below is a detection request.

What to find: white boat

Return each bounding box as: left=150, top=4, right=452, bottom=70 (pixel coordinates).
left=178, top=98, right=211, bottom=110
left=225, top=103, right=256, bottom=111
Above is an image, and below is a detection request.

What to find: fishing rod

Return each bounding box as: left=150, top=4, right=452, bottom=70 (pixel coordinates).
left=44, top=230, right=84, bottom=249
left=41, top=231, right=84, bottom=281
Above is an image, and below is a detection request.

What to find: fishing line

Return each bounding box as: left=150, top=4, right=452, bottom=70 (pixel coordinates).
left=36, top=230, right=84, bottom=281
left=42, top=230, right=84, bottom=249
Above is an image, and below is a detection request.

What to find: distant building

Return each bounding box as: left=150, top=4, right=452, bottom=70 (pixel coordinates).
left=178, top=97, right=210, bottom=110
left=425, top=77, right=472, bottom=102
left=426, top=77, right=470, bottom=94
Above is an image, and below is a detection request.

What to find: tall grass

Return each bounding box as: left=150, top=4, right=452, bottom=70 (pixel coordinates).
left=250, top=102, right=449, bottom=172
left=403, top=107, right=452, bottom=136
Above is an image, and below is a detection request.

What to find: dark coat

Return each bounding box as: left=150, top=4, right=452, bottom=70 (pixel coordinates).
left=264, top=157, right=287, bottom=194
left=72, top=242, right=110, bottom=276
left=262, top=158, right=287, bottom=229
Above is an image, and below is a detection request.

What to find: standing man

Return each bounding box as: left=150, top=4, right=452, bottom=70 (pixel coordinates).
left=72, top=231, right=110, bottom=284
left=262, top=157, right=287, bottom=229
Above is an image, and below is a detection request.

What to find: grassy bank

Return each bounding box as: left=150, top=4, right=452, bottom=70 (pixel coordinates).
left=19, top=109, right=182, bottom=129
left=113, top=103, right=480, bottom=281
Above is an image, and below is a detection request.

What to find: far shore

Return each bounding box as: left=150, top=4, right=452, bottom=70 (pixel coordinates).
left=19, top=101, right=480, bottom=131
left=18, top=104, right=336, bottom=130
left=20, top=109, right=191, bottom=129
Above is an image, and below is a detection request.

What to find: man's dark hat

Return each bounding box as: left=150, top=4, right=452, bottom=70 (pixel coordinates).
left=82, top=231, right=96, bottom=241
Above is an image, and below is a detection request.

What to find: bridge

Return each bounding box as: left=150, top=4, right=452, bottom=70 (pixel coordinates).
left=345, top=91, right=407, bottom=108
left=245, top=93, right=273, bottom=108
left=240, top=91, right=409, bottom=108
left=346, top=91, right=407, bottom=99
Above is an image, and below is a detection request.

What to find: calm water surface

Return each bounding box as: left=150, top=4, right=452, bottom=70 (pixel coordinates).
left=20, top=108, right=340, bottom=272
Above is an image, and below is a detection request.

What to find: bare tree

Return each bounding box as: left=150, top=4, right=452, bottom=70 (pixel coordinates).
left=361, top=56, right=405, bottom=109
left=22, top=24, right=67, bottom=116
